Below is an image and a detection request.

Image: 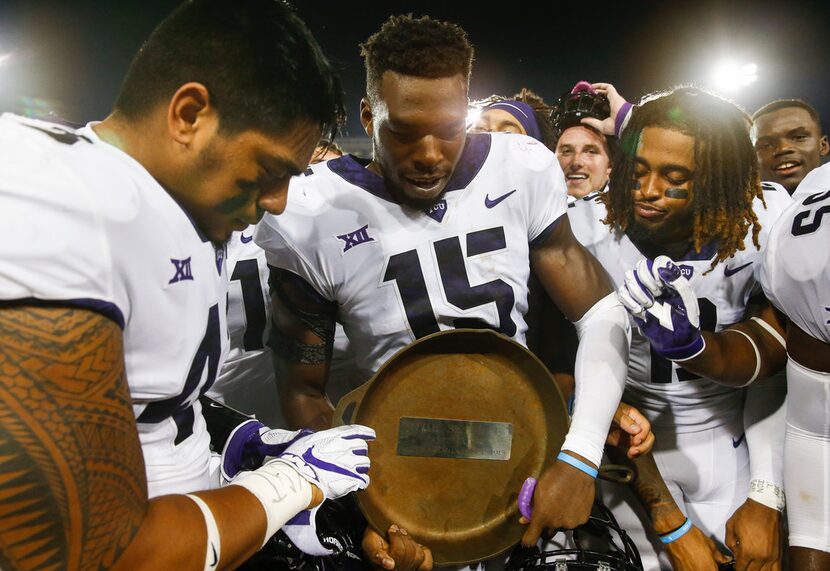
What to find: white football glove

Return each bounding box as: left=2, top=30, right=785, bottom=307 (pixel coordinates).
left=276, top=424, right=375, bottom=556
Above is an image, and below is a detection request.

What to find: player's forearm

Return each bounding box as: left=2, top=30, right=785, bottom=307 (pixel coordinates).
left=272, top=352, right=334, bottom=429
left=115, top=474, right=312, bottom=570
left=682, top=323, right=784, bottom=387
left=564, top=293, right=630, bottom=466
left=606, top=448, right=686, bottom=534
left=275, top=369, right=334, bottom=430
left=744, top=373, right=787, bottom=510
left=281, top=389, right=334, bottom=430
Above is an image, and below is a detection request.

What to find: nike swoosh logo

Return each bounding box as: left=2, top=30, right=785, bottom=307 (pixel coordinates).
left=485, top=189, right=517, bottom=208
left=209, top=543, right=218, bottom=568
left=303, top=446, right=364, bottom=479
left=240, top=234, right=254, bottom=244
left=723, top=261, right=752, bottom=277
left=732, top=433, right=745, bottom=448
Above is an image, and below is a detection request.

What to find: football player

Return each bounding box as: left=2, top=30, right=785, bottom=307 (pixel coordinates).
left=206, top=225, right=283, bottom=427
left=551, top=82, right=615, bottom=200
left=751, top=99, right=828, bottom=195
left=0, top=1, right=376, bottom=569
left=208, top=138, right=349, bottom=426
left=584, top=85, right=791, bottom=571
left=255, top=14, right=633, bottom=557
left=759, top=162, right=830, bottom=571
left=469, top=88, right=557, bottom=149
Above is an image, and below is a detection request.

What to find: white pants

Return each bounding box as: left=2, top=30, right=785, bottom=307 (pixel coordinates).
left=785, top=359, right=830, bottom=552
left=601, top=416, right=749, bottom=570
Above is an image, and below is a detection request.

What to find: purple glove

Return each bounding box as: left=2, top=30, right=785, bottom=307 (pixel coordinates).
left=220, top=419, right=311, bottom=483
left=617, top=256, right=705, bottom=361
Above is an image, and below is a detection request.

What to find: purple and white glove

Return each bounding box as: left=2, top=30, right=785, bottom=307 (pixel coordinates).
left=220, top=419, right=311, bottom=484
left=279, top=424, right=375, bottom=556
left=617, top=256, right=705, bottom=361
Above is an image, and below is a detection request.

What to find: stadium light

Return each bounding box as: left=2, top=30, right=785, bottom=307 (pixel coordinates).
left=466, top=106, right=482, bottom=128
left=710, top=61, right=758, bottom=93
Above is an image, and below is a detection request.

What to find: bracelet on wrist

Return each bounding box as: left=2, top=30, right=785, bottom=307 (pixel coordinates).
left=556, top=451, right=598, bottom=479
left=659, top=517, right=693, bottom=544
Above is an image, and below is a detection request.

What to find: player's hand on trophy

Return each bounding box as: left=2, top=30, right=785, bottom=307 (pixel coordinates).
left=607, top=402, right=655, bottom=458
left=276, top=424, right=376, bottom=500
left=362, top=525, right=433, bottom=570
left=665, top=524, right=734, bottom=571
left=220, top=418, right=312, bottom=484
left=725, top=499, right=782, bottom=571
left=617, top=256, right=705, bottom=362
left=518, top=452, right=596, bottom=545
left=581, top=82, right=631, bottom=136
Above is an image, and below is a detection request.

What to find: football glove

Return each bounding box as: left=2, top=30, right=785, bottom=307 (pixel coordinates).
left=617, top=256, right=705, bottom=361
left=220, top=419, right=311, bottom=484
left=277, top=424, right=375, bottom=556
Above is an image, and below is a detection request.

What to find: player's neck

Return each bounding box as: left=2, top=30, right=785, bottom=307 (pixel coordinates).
left=94, top=112, right=169, bottom=184
left=627, top=230, right=693, bottom=261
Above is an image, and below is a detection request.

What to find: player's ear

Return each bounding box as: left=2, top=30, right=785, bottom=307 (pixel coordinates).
left=166, top=82, right=215, bottom=147
left=819, top=134, right=829, bottom=157
left=360, top=97, right=374, bottom=138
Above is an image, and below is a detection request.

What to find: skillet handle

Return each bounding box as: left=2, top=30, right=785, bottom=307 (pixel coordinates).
left=332, top=382, right=371, bottom=426
left=597, top=463, right=635, bottom=485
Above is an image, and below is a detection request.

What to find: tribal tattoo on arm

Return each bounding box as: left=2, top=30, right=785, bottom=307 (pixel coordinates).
left=268, top=268, right=339, bottom=430
left=268, top=268, right=337, bottom=365
left=0, top=305, right=146, bottom=571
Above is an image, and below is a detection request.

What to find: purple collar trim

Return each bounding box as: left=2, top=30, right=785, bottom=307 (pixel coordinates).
left=327, top=133, right=492, bottom=204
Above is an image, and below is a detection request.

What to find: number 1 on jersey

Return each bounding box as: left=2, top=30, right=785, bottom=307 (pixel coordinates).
left=383, top=227, right=516, bottom=340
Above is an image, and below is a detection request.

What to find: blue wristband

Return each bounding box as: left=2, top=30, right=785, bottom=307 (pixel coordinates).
left=556, top=452, right=598, bottom=479
left=659, top=517, right=693, bottom=544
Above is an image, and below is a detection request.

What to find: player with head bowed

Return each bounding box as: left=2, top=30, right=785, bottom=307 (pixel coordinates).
left=758, top=161, right=830, bottom=571
left=585, top=84, right=791, bottom=570
left=0, top=1, right=377, bottom=569
left=254, top=14, right=635, bottom=562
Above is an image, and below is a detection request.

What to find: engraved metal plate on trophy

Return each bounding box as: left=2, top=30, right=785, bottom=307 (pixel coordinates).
left=396, top=416, right=513, bottom=461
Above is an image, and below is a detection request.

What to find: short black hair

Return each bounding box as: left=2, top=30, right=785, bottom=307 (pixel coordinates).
left=752, top=98, right=823, bottom=133
left=114, top=0, right=344, bottom=141
left=360, top=14, right=474, bottom=104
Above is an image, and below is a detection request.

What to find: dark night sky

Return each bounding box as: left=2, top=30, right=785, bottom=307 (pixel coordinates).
left=1, top=0, right=828, bottom=139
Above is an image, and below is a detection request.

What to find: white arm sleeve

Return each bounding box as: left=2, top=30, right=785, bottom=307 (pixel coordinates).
left=562, top=293, right=631, bottom=466
left=744, top=371, right=787, bottom=511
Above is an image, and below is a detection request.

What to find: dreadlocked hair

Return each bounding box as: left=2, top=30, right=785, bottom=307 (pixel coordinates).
left=360, top=14, right=473, bottom=104
left=602, top=86, right=763, bottom=270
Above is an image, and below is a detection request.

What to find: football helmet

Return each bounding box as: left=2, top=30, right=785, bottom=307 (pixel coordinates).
left=550, top=81, right=611, bottom=143
left=506, top=501, right=643, bottom=571
left=237, top=495, right=369, bottom=570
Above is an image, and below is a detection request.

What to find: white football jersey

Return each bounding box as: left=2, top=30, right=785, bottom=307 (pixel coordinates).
left=208, top=227, right=283, bottom=427
left=569, top=182, right=792, bottom=432
left=791, top=161, right=830, bottom=203
left=0, top=114, right=229, bottom=496
left=255, top=133, right=569, bottom=375
left=762, top=163, right=830, bottom=344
